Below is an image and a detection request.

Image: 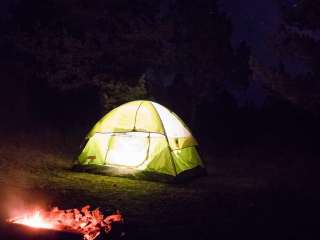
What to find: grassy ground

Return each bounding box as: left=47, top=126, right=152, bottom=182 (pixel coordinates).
left=0, top=134, right=318, bottom=239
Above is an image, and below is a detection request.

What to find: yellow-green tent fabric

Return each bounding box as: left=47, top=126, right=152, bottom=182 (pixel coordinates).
left=77, top=100, right=204, bottom=178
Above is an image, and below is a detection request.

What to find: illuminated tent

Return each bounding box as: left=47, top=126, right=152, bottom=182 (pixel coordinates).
left=75, top=100, right=204, bottom=180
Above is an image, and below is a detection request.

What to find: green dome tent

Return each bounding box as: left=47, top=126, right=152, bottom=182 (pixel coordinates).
left=75, top=100, right=204, bottom=181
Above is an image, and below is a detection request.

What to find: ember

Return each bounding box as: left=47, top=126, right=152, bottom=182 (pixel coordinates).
left=7, top=205, right=124, bottom=240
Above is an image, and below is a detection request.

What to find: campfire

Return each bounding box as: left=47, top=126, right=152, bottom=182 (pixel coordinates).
left=7, top=205, right=124, bottom=240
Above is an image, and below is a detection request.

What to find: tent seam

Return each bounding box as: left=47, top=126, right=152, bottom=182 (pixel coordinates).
left=104, top=133, right=114, bottom=165
left=150, top=102, right=178, bottom=176
left=133, top=101, right=144, bottom=131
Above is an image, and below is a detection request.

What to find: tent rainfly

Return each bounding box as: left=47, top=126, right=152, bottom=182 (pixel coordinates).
left=75, top=100, right=205, bottom=181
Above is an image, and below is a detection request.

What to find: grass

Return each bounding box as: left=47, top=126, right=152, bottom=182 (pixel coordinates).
left=0, top=134, right=317, bottom=239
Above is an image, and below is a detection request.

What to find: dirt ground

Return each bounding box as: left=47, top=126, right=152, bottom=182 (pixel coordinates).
left=0, top=136, right=318, bottom=239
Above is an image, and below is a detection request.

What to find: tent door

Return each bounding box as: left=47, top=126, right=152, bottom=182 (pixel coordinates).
left=105, top=133, right=149, bottom=167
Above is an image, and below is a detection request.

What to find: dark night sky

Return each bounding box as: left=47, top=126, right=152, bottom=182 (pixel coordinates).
left=222, top=0, right=304, bottom=71
left=221, top=0, right=300, bottom=107
left=221, top=0, right=281, bottom=64
left=220, top=0, right=282, bottom=106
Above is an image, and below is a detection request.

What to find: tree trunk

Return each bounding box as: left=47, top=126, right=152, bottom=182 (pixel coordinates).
left=190, top=100, right=198, bottom=129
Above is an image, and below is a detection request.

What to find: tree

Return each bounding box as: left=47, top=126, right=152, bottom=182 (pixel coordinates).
left=252, top=0, right=320, bottom=113
left=158, top=0, right=235, bottom=126
left=98, top=75, right=149, bottom=112
left=5, top=0, right=244, bottom=125
left=6, top=0, right=165, bottom=114
left=231, top=41, right=252, bottom=89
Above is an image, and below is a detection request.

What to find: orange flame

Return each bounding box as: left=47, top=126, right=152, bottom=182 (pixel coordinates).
left=7, top=205, right=124, bottom=240
left=11, top=210, right=54, bottom=229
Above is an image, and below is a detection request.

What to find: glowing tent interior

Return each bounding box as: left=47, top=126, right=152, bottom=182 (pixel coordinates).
left=74, top=100, right=205, bottom=181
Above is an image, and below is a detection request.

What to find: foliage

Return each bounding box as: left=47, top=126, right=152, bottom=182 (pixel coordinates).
left=4, top=0, right=163, bottom=114
left=252, top=0, right=320, bottom=113
left=150, top=0, right=238, bottom=125
left=3, top=0, right=250, bottom=126
left=98, top=76, right=149, bottom=113
left=280, top=0, right=320, bottom=31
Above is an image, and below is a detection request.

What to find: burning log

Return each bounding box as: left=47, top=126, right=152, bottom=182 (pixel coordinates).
left=4, top=223, right=83, bottom=240
left=6, top=205, right=124, bottom=240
